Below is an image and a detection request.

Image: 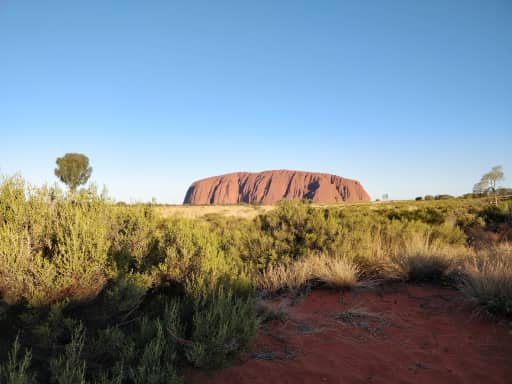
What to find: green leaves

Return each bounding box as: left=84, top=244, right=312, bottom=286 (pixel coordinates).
left=49, top=323, right=87, bottom=384
left=186, top=286, right=258, bottom=369
left=0, top=334, right=33, bottom=384
left=473, top=165, right=505, bottom=204
left=54, top=153, right=92, bottom=192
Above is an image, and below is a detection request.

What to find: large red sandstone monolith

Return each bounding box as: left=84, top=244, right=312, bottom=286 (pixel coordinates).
left=183, top=170, right=370, bottom=204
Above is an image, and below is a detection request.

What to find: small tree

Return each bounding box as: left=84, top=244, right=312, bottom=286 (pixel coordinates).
left=473, top=166, right=505, bottom=204
left=54, top=153, right=92, bottom=192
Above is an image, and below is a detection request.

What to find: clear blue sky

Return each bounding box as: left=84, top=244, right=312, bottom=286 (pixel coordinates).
left=1, top=0, right=511, bottom=203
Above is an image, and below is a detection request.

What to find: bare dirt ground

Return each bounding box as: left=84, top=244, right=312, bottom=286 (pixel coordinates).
left=188, top=285, right=512, bottom=384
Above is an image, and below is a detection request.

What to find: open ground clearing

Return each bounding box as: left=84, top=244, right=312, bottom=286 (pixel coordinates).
left=188, top=285, right=512, bottom=384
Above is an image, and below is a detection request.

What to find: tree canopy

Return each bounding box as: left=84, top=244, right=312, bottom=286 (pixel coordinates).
left=473, top=165, right=505, bottom=204
left=54, top=153, right=92, bottom=192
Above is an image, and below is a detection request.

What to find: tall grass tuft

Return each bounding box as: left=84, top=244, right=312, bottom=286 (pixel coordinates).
left=256, top=253, right=360, bottom=293
left=461, top=243, right=512, bottom=315
left=309, top=254, right=360, bottom=289
left=256, top=259, right=312, bottom=293
left=391, top=234, right=466, bottom=282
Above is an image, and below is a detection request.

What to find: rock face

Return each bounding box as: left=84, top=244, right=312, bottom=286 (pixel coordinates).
left=183, top=170, right=370, bottom=205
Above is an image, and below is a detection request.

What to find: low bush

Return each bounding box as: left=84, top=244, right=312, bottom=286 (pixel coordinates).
left=386, top=207, right=446, bottom=225
left=435, top=194, right=454, bottom=200
left=186, top=285, right=259, bottom=369
left=0, top=176, right=112, bottom=305
left=129, top=307, right=183, bottom=384
left=49, top=323, right=87, bottom=384
left=109, top=205, right=160, bottom=272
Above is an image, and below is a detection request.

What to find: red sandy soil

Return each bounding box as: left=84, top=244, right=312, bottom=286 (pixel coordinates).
left=187, top=285, right=512, bottom=384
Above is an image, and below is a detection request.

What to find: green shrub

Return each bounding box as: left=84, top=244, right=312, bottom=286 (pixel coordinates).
left=158, top=219, right=244, bottom=297
left=99, top=272, right=154, bottom=319
left=109, top=205, right=160, bottom=272
left=186, top=286, right=259, bottom=369
left=0, top=177, right=112, bottom=305
left=26, top=301, right=79, bottom=354
left=49, top=323, right=87, bottom=384
left=435, top=194, right=454, bottom=200
left=86, top=300, right=184, bottom=383
left=0, top=335, right=33, bottom=384
left=386, top=207, right=446, bottom=225
left=47, top=200, right=111, bottom=304
left=478, top=204, right=511, bottom=226
left=88, top=326, right=131, bottom=380
left=130, top=315, right=182, bottom=384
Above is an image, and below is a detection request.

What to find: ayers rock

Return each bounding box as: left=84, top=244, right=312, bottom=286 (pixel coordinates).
left=183, top=170, right=370, bottom=205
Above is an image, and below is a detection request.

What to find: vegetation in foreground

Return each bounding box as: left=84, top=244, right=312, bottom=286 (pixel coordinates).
left=0, top=174, right=511, bottom=383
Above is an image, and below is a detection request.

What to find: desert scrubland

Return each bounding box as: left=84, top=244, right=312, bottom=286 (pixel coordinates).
left=0, top=174, right=511, bottom=383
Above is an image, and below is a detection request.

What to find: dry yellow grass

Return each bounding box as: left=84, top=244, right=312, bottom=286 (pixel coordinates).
left=154, top=197, right=495, bottom=220
left=391, top=233, right=468, bottom=282
left=153, top=200, right=419, bottom=221
left=155, top=204, right=275, bottom=219
left=156, top=202, right=372, bottom=219
left=256, top=261, right=311, bottom=292
left=312, top=255, right=360, bottom=289
left=256, top=254, right=359, bottom=292
left=462, top=243, right=512, bottom=314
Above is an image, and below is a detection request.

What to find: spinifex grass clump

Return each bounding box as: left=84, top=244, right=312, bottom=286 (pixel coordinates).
left=256, top=259, right=312, bottom=293
left=462, top=243, right=512, bottom=315
left=256, top=253, right=359, bottom=293
left=391, top=234, right=467, bottom=283
left=310, top=254, right=360, bottom=289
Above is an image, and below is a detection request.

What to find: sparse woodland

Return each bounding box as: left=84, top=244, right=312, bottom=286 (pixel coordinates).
left=0, top=174, right=511, bottom=383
